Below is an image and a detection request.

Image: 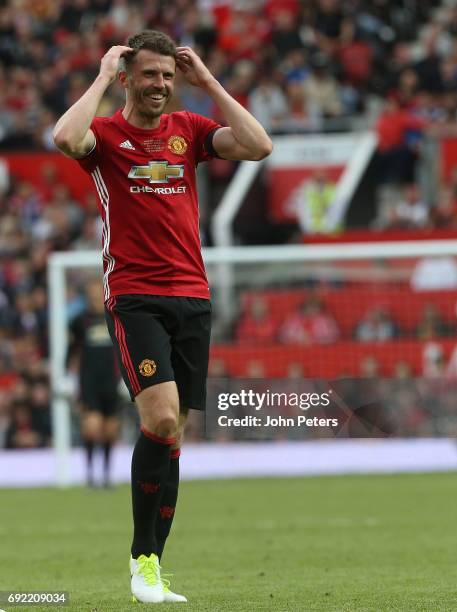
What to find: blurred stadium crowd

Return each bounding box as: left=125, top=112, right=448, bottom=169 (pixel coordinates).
left=2, top=0, right=457, bottom=448
left=0, top=0, right=454, bottom=146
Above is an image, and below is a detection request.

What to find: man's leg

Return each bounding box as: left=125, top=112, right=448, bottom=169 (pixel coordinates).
left=128, top=381, right=181, bottom=604
left=131, top=381, right=179, bottom=559
left=104, top=295, right=185, bottom=602
left=156, top=409, right=188, bottom=561
left=82, top=410, right=103, bottom=487
left=102, top=415, right=119, bottom=487
left=151, top=296, right=210, bottom=599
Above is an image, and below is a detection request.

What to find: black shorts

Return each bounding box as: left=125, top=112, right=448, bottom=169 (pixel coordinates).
left=80, top=383, right=119, bottom=417
left=104, top=295, right=211, bottom=410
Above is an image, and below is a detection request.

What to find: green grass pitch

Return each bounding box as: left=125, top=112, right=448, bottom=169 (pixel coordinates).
left=1, top=472, right=457, bottom=611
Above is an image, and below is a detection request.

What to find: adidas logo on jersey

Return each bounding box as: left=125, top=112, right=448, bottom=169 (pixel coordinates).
left=119, top=140, right=135, bottom=150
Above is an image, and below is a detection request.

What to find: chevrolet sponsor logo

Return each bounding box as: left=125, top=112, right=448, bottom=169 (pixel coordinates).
left=130, top=185, right=187, bottom=194
left=128, top=161, right=184, bottom=183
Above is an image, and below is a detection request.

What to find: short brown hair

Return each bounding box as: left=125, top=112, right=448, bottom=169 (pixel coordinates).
left=124, top=30, right=176, bottom=69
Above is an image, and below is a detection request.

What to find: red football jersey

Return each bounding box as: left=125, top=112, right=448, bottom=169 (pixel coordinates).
left=76, top=109, right=221, bottom=300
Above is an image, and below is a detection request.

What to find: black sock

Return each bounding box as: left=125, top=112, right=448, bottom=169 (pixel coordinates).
left=85, top=440, right=94, bottom=484
left=103, top=441, right=112, bottom=484
left=156, top=449, right=180, bottom=561
left=131, top=427, right=174, bottom=559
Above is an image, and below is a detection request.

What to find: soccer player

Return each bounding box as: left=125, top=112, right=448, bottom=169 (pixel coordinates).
left=67, top=278, right=120, bottom=488
left=53, top=30, right=272, bottom=604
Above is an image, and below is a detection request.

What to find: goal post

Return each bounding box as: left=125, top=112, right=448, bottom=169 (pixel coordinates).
left=48, top=250, right=102, bottom=487
left=48, top=240, right=457, bottom=486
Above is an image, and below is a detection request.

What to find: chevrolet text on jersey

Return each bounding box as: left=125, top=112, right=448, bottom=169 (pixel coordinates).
left=130, top=185, right=187, bottom=194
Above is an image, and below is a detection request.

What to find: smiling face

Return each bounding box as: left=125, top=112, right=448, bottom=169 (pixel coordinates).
left=120, top=49, right=176, bottom=122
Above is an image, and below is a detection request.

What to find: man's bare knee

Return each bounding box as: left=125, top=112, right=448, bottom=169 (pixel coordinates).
left=136, top=382, right=180, bottom=438
left=171, top=409, right=188, bottom=450
left=154, top=413, right=179, bottom=439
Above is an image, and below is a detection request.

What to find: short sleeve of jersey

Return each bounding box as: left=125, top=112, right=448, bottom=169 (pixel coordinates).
left=186, top=111, right=222, bottom=164
left=74, top=117, right=105, bottom=173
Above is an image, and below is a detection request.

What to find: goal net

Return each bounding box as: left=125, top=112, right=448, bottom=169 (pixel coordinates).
left=49, top=241, right=457, bottom=484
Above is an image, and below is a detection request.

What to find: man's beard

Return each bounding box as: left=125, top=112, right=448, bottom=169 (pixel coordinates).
left=132, top=87, right=167, bottom=119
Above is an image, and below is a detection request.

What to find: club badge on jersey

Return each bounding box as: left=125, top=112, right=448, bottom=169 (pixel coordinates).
left=167, top=135, right=188, bottom=155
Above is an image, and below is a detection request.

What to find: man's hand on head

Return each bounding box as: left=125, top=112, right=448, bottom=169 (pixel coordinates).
left=99, top=45, right=134, bottom=84
left=176, top=46, right=215, bottom=89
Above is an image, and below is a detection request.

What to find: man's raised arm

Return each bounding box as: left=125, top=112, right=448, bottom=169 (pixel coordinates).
left=53, top=45, right=132, bottom=159
left=176, top=46, right=273, bottom=161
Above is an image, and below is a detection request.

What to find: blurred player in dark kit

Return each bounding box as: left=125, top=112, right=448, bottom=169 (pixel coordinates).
left=68, top=278, right=120, bottom=488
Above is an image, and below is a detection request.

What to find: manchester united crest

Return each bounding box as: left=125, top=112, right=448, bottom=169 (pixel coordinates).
left=139, top=359, right=157, bottom=377
left=168, top=135, right=188, bottom=155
